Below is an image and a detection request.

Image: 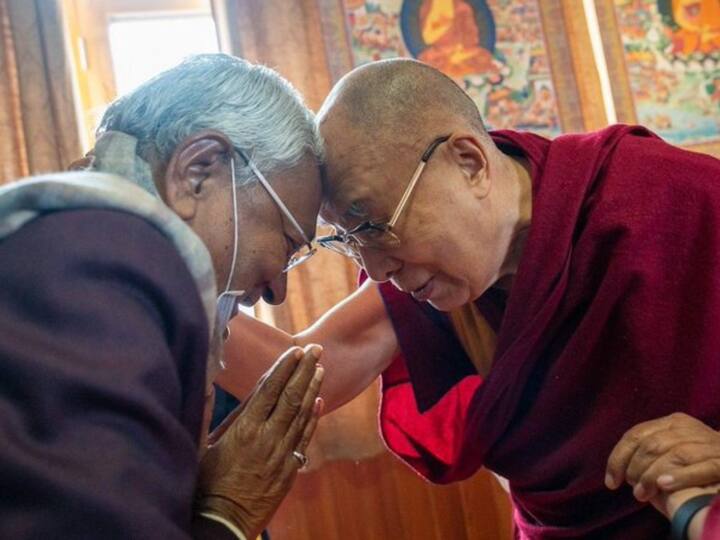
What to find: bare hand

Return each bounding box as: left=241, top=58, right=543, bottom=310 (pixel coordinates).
left=656, top=483, right=719, bottom=519
left=605, top=413, right=720, bottom=503
left=195, top=345, right=324, bottom=538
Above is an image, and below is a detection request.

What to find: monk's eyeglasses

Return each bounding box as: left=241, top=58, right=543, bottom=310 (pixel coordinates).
left=235, top=148, right=317, bottom=272
left=317, top=135, right=451, bottom=260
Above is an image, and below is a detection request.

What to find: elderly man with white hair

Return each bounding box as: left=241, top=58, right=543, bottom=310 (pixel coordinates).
left=0, top=54, right=325, bottom=540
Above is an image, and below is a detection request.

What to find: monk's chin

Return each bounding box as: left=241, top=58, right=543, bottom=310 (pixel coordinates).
left=428, top=301, right=453, bottom=312
left=427, top=289, right=471, bottom=312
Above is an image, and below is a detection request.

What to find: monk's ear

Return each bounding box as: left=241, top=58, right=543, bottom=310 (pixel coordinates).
left=448, top=134, right=490, bottom=199
left=163, top=129, right=234, bottom=220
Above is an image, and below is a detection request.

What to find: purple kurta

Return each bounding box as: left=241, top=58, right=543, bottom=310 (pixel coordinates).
left=0, top=208, right=233, bottom=539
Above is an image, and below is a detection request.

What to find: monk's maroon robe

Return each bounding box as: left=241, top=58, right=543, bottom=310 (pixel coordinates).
left=375, top=126, right=720, bottom=539
left=704, top=500, right=720, bottom=539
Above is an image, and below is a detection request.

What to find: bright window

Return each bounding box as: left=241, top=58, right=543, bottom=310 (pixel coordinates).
left=109, top=14, right=219, bottom=95
left=63, top=0, right=217, bottom=146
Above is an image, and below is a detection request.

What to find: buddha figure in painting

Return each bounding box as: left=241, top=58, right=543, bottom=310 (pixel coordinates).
left=417, top=0, right=496, bottom=79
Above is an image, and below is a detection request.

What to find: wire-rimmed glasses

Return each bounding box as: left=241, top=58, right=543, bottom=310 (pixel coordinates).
left=235, top=148, right=317, bottom=272
left=316, top=135, right=451, bottom=260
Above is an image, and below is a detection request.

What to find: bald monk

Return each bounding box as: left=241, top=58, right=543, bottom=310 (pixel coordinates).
left=219, top=59, right=720, bottom=539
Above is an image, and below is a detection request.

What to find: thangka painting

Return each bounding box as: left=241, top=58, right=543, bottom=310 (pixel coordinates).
left=342, top=0, right=562, bottom=136
left=612, top=0, right=720, bottom=145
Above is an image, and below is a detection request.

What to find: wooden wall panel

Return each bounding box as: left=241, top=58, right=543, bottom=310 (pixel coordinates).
left=557, top=0, right=609, bottom=131
left=268, top=453, right=512, bottom=540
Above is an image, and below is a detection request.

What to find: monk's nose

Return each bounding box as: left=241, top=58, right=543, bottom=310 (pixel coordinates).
left=358, top=247, right=399, bottom=283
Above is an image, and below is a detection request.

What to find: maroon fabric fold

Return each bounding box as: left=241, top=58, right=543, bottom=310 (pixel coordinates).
left=372, top=271, right=477, bottom=408
left=702, top=497, right=720, bottom=540
left=376, top=126, right=720, bottom=538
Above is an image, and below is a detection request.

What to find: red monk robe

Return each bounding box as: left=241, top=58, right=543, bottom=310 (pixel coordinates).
left=704, top=500, right=720, bottom=539
left=373, top=126, right=720, bottom=539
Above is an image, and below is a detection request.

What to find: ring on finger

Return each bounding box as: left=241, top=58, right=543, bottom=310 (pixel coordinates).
left=292, top=450, right=309, bottom=469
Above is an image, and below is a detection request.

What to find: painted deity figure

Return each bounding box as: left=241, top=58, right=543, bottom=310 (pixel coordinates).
left=670, top=0, right=720, bottom=55
left=417, top=0, right=497, bottom=79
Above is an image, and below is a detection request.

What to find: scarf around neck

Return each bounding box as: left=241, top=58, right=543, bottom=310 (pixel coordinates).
left=0, top=130, right=222, bottom=382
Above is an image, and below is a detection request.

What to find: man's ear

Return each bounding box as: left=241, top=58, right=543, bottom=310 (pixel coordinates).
left=448, top=134, right=490, bottom=199
left=164, top=129, right=234, bottom=220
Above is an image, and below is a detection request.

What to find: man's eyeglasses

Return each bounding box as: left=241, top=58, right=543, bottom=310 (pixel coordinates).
left=235, top=148, right=317, bottom=272
left=316, top=135, right=451, bottom=260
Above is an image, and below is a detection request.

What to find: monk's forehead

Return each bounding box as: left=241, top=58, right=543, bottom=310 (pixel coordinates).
left=321, top=157, right=389, bottom=221
left=326, top=139, right=415, bottom=194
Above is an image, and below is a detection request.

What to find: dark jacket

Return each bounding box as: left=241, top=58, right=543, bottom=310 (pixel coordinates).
left=0, top=208, right=234, bottom=539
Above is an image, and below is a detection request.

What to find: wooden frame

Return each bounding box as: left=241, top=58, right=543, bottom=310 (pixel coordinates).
left=316, top=0, right=609, bottom=134
left=594, top=0, right=720, bottom=157
left=62, top=0, right=214, bottom=150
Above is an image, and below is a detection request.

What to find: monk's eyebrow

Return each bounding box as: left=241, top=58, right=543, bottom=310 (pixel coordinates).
left=346, top=200, right=369, bottom=219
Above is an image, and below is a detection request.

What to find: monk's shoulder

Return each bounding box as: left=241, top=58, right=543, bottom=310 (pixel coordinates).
left=605, top=133, right=720, bottom=192
left=581, top=133, right=720, bottom=244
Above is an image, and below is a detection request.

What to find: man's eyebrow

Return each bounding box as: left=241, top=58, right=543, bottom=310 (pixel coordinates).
left=295, top=222, right=316, bottom=244
left=282, top=215, right=312, bottom=246
left=286, top=232, right=302, bottom=248
left=305, top=225, right=317, bottom=242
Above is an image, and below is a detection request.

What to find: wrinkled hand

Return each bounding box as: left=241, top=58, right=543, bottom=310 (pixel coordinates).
left=195, top=345, right=324, bottom=539
left=605, top=413, right=720, bottom=504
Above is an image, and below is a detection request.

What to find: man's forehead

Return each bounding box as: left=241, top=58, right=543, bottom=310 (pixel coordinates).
left=271, top=156, right=322, bottom=239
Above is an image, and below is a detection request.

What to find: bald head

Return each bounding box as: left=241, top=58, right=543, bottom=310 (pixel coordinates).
left=318, top=58, right=488, bottom=143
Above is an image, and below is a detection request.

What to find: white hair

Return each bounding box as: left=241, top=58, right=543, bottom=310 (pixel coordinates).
left=97, top=54, right=323, bottom=186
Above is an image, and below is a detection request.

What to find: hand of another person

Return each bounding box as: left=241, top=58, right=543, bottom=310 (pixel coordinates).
left=195, top=345, right=324, bottom=539
left=605, top=413, right=720, bottom=503
left=656, top=483, right=719, bottom=518
left=649, top=484, right=719, bottom=540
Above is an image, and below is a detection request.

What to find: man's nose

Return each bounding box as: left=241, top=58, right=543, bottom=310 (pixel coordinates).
left=358, top=247, right=400, bottom=283
left=262, top=273, right=288, bottom=305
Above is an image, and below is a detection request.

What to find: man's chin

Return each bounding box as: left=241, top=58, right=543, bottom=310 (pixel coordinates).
left=427, top=299, right=458, bottom=312
left=426, top=287, right=473, bottom=312
left=427, top=296, right=464, bottom=312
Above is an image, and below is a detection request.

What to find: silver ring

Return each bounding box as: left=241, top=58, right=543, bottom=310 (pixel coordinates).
left=292, top=450, right=309, bottom=468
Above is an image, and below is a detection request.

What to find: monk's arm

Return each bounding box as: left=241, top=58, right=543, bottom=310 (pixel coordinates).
left=217, top=279, right=398, bottom=413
